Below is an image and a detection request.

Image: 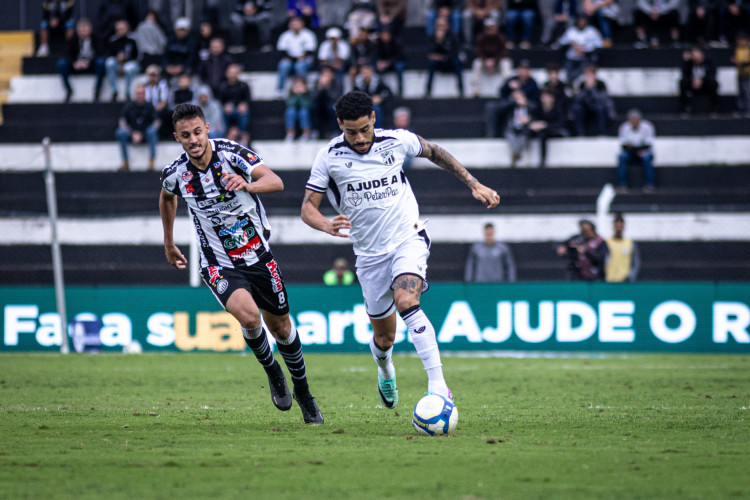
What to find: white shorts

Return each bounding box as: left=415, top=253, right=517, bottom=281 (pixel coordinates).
left=355, top=229, right=431, bottom=319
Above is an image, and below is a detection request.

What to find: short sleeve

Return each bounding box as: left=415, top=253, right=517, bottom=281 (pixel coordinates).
left=160, top=164, right=180, bottom=195
left=229, top=145, right=264, bottom=180
left=306, top=148, right=330, bottom=193
left=394, top=128, right=422, bottom=158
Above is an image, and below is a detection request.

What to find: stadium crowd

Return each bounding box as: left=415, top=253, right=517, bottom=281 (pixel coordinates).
left=41, top=0, right=749, bottom=168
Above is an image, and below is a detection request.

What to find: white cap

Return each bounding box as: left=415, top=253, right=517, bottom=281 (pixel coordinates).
left=174, top=17, right=190, bottom=31
left=326, top=27, right=342, bottom=39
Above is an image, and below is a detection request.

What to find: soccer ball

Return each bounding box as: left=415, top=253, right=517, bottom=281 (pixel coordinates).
left=412, top=394, right=458, bottom=436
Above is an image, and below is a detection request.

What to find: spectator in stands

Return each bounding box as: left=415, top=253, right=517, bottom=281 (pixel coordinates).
left=634, top=0, right=681, bottom=48
left=470, top=18, right=511, bottom=98
left=425, top=0, right=464, bottom=37
left=556, top=219, right=609, bottom=280
left=679, top=47, right=719, bottom=114
left=348, top=27, right=378, bottom=85
left=530, top=88, right=570, bottom=167
left=115, top=84, right=159, bottom=171
left=219, top=63, right=252, bottom=145
left=484, top=59, right=539, bottom=137
left=617, top=108, right=655, bottom=191
left=323, top=257, right=356, bottom=285
left=104, top=19, right=139, bottom=102
left=719, top=0, right=750, bottom=44
left=287, top=0, right=320, bottom=27
left=463, top=0, right=501, bottom=47
left=425, top=17, right=464, bottom=97
left=545, top=0, right=578, bottom=48
left=311, top=66, right=344, bottom=138
left=541, top=62, right=569, bottom=110
left=275, top=16, right=318, bottom=98
left=464, top=223, right=517, bottom=282
left=169, top=73, right=198, bottom=109
left=197, top=86, right=226, bottom=138
left=559, top=15, right=603, bottom=85
left=346, top=0, right=378, bottom=42
left=571, top=64, right=614, bottom=136
left=354, top=63, right=393, bottom=126
left=134, top=9, right=167, bottom=56
left=582, top=0, right=619, bottom=48
left=57, top=18, right=105, bottom=103
left=196, top=21, right=215, bottom=63
left=317, top=27, right=351, bottom=80
left=393, top=106, right=413, bottom=167
left=229, top=1, right=274, bottom=53
left=733, top=32, right=750, bottom=113
left=686, top=0, right=720, bottom=45
left=143, top=64, right=170, bottom=137
left=501, top=90, right=537, bottom=167
left=375, top=28, right=407, bottom=96
left=285, top=76, right=313, bottom=141
left=376, top=0, right=408, bottom=35
left=163, top=17, right=196, bottom=78
left=37, top=0, right=76, bottom=57
left=605, top=213, right=641, bottom=282
left=199, top=37, right=235, bottom=98
left=506, top=0, right=538, bottom=49
left=94, top=0, right=140, bottom=46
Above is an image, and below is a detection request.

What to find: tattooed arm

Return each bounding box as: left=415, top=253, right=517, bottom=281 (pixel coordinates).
left=417, top=136, right=501, bottom=209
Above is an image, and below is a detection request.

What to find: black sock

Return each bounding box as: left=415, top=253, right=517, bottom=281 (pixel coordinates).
left=243, top=328, right=278, bottom=375
left=276, top=330, right=309, bottom=394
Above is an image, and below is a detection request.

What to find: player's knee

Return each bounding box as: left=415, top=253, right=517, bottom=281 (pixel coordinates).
left=235, top=310, right=262, bottom=330
left=395, top=295, right=420, bottom=314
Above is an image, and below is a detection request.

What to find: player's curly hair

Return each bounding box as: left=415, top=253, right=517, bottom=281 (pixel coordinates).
left=172, top=103, right=206, bottom=128
left=335, top=91, right=373, bottom=122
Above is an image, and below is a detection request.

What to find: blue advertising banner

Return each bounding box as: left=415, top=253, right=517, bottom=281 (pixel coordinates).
left=1, top=283, right=749, bottom=353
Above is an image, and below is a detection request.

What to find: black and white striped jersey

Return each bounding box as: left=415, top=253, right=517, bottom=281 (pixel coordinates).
left=306, top=128, right=423, bottom=256
left=161, top=139, right=272, bottom=269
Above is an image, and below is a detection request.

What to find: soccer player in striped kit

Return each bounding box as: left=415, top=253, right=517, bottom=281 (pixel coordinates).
left=159, top=103, right=323, bottom=424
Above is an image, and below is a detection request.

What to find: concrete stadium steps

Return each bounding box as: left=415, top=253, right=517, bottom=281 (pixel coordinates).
left=0, top=137, right=748, bottom=171
left=0, top=97, right=747, bottom=144
left=2, top=166, right=748, bottom=218
left=21, top=45, right=736, bottom=74
left=1, top=241, right=748, bottom=285
left=5, top=67, right=741, bottom=104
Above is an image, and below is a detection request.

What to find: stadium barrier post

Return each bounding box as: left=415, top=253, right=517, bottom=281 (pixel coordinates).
left=597, top=183, right=616, bottom=239
left=43, top=137, right=70, bottom=354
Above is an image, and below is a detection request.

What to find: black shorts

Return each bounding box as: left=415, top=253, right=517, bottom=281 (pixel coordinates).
left=201, top=254, right=289, bottom=315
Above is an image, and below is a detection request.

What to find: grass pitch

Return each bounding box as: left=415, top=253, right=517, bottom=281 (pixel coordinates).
left=1, top=352, right=749, bottom=499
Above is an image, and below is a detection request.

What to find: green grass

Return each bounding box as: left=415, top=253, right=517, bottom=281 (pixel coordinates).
left=0, top=352, right=749, bottom=499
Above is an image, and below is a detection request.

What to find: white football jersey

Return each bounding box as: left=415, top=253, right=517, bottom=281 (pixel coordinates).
left=306, top=128, right=424, bottom=256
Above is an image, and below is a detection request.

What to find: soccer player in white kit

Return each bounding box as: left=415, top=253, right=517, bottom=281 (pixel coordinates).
left=301, top=91, right=501, bottom=408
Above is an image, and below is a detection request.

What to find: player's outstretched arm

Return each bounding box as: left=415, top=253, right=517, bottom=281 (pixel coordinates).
left=159, top=188, right=188, bottom=269
left=223, top=164, right=284, bottom=194
left=417, top=136, right=501, bottom=209
left=301, top=189, right=351, bottom=238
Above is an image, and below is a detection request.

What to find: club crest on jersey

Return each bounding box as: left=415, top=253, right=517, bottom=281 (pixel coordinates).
left=380, top=150, right=395, bottom=165
left=181, top=170, right=193, bottom=182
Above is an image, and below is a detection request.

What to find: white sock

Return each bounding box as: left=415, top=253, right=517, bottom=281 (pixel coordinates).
left=402, top=306, right=449, bottom=396
left=369, top=337, right=395, bottom=379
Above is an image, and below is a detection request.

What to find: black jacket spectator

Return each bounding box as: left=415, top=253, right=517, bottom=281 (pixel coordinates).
left=199, top=49, right=234, bottom=98
left=500, top=74, right=540, bottom=102
left=163, top=29, right=196, bottom=76
left=106, top=31, right=138, bottom=60
left=219, top=79, right=251, bottom=107
left=571, top=71, right=615, bottom=135
left=679, top=48, right=719, bottom=112
left=95, top=0, right=139, bottom=43
left=120, top=99, right=157, bottom=133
